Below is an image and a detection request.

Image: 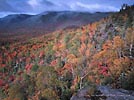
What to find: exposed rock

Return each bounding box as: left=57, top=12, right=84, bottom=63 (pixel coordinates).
left=70, top=86, right=92, bottom=100
left=70, top=86, right=134, bottom=100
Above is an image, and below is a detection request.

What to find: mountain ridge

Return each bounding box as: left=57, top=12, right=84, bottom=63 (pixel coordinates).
left=0, top=11, right=111, bottom=36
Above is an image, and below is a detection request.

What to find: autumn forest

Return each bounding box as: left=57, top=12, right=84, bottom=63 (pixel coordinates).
left=0, top=4, right=134, bottom=100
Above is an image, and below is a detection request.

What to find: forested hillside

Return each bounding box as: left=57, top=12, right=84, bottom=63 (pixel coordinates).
left=0, top=5, right=134, bottom=100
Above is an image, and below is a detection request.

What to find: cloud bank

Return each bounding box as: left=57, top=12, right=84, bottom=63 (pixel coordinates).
left=0, top=0, right=133, bottom=17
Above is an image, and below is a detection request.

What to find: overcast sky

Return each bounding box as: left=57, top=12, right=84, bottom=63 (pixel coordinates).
left=0, top=0, right=134, bottom=17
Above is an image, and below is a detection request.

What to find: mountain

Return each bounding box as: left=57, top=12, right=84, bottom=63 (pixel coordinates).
left=0, top=11, right=111, bottom=36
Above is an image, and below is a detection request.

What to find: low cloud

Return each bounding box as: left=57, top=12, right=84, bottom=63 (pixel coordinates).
left=0, top=0, right=133, bottom=17
left=28, top=0, right=41, bottom=7
left=69, top=2, right=119, bottom=12
left=0, top=0, right=16, bottom=12
left=27, top=0, right=55, bottom=12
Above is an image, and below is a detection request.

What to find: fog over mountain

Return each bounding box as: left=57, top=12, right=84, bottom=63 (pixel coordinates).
left=0, top=0, right=133, bottom=17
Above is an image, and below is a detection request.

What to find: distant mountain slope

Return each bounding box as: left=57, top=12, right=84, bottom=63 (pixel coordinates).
left=0, top=11, right=111, bottom=36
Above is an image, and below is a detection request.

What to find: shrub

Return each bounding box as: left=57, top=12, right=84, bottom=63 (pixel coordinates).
left=31, top=64, right=39, bottom=72
left=41, top=88, right=59, bottom=100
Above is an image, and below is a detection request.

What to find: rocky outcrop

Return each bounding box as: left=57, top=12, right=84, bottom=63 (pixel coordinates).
left=70, top=86, right=134, bottom=100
